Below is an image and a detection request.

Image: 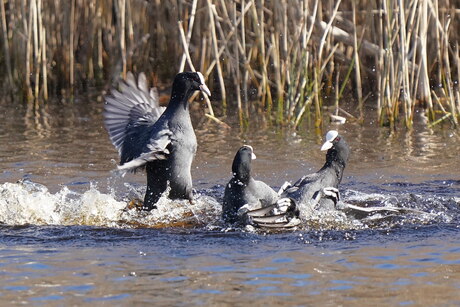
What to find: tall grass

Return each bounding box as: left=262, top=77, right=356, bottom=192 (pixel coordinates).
left=0, top=0, right=458, bottom=129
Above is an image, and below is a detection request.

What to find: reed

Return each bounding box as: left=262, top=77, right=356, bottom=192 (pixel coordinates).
left=0, top=0, right=458, bottom=129
left=0, top=0, right=13, bottom=91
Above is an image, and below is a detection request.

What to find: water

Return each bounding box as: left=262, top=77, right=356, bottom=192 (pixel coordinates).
left=1, top=96, right=459, bottom=305
left=1, top=226, right=459, bottom=305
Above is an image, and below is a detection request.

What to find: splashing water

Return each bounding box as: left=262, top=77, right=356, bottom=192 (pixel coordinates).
left=0, top=180, right=126, bottom=226
left=0, top=179, right=458, bottom=231
left=0, top=180, right=222, bottom=228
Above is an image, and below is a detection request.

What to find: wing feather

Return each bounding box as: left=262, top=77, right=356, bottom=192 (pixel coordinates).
left=103, top=72, right=168, bottom=170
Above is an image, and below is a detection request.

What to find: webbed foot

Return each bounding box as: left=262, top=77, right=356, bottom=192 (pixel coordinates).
left=125, top=198, right=157, bottom=211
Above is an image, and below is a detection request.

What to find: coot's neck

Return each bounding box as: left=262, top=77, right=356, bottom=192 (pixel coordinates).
left=167, top=83, right=195, bottom=113
left=234, top=174, right=251, bottom=185
left=232, top=163, right=251, bottom=184
left=321, top=146, right=348, bottom=183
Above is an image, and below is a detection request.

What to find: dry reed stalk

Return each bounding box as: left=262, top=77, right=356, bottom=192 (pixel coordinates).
left=375, top=0, right=383, bottom=123
left=0, top=0, right=458, bottom=131
left=178, top=21, right=196, bottom=72
left=199, top=36, right=207, bottom=74
left=314, top=0, right=341, bottom=127
left=0, top=0, right=13, bottom=90
left=429, top=91, right=455, bottom=127
left=334, top=68, right=340, bottom=115
left=97, top=6, right=103, bottom=76
left=381, top=0, right=399, bottom=128
left=240, top=0, right=248, bottom=115
left=41, top=25, right=48, bottom=100
left=313, top=67, right=321, bottom=127
left=398, top=0, right=412, bottom=128
left=418, top=0, right=433, bottom=118
left=271, top=32, right=283, bottom=123
left=86, top=1, right=95, bottom=81
left=119, top=0, right=127, bottom=78
left=202, top=3, right=248, bottom=77
left=407, top=4, right=420, bottom=99
left=351, top=1, right=363, bottom=120
left=232, top=2, right=243, bottom=125
left=69, top=0, right=75, bottom=90
left=210, top=5, right=236, bottom=87
left=380, top=1, right=389, bottom=125
left=441, top=18, right=457, bottom=126
left=35, top=0, right=45, bottom=100
left=456, top=43, right=460, bottom=120
left=25, top=0, right=33, bottom=101
left=207, top=0, right=227, bottom=108
left=126, top=0, right=133, bottom=57
left=179, top=0, right=198, bottom=72
left=431, top=91, right=449, bottom=115
left=250, top=0, right=272, bottom=113
left=178, top=20, right=215, bottom=118
left=286, top=0, right=317, bottom=124
left=32, top=0, right=39, bottom=99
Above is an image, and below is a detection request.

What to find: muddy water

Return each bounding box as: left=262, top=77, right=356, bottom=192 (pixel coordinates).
left=0, top=96, right=459, bottom=306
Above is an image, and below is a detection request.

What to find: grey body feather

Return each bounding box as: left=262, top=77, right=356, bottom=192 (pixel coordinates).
left=104, top=71, right=209, bottom=210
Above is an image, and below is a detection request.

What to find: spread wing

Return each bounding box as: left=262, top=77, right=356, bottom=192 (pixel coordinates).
left=103, top=72, right=169, bottom=171
left=245, top=170, right=341, bottom=229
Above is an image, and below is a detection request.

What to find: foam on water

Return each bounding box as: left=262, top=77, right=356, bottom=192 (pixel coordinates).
left=342, top=189, right=459, bottom=227
left=0, top=180, right=126, bottom=226
left=0, top=180, right=458, bottom=230
left=0, top=180, right=222, bottom=228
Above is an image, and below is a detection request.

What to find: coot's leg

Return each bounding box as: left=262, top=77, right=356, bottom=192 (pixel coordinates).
left=143, top=162, right=168, bottom=211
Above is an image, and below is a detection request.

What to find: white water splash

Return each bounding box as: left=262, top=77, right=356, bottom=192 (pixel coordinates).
left=0, top=180, right=222, bottom=228
left=341, top=189, right=453, bottom=225
left=0, top=181, right=455, bottom=230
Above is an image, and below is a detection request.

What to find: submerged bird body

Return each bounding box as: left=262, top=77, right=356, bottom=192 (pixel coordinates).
left=222, top=146, right=279, bottom=224
left=104, top=71, right=210, bottom=210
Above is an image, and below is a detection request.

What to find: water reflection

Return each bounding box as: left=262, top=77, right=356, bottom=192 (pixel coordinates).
left=2, top=97, right=459, bottom=188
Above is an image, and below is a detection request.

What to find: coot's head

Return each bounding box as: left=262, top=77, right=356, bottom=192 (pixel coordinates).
left=232, top=145, right=257, bottom=182
left=321, top=130, right=350, bottom=165
left=172, top=71, right=211, bottom=98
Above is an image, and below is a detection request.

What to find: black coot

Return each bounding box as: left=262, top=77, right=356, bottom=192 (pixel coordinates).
left=248, top=130, right=350, bottom=228
left=104, top=71, right=211, bottom=210
left=222, top=145, right=279, bottom=224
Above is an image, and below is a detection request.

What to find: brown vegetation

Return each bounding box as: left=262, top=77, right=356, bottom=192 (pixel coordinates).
left=0, top=0, right=459, bottom=128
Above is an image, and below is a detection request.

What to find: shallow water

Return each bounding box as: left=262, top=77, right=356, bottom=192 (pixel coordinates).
left=0, top=95, right=459, bottom=305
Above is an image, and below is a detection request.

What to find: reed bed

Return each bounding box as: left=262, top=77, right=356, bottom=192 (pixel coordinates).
left=0, top=0, right=459, bottom=129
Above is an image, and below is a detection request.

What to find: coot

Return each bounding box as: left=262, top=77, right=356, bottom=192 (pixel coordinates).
left=248, top=130, right=350, bottom=228
left=222, top=145, right=279, bottom=224
left=104, top=71, right=211, bottom=210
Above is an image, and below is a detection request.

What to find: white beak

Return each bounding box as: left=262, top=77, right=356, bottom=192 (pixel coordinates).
left=321, top=141, right=333, bottom=151
left=199, top=84, right=211, bottom=97
left=197, top=72, right=211, bottom=97
left=321, top=130, right=338, bottom=151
